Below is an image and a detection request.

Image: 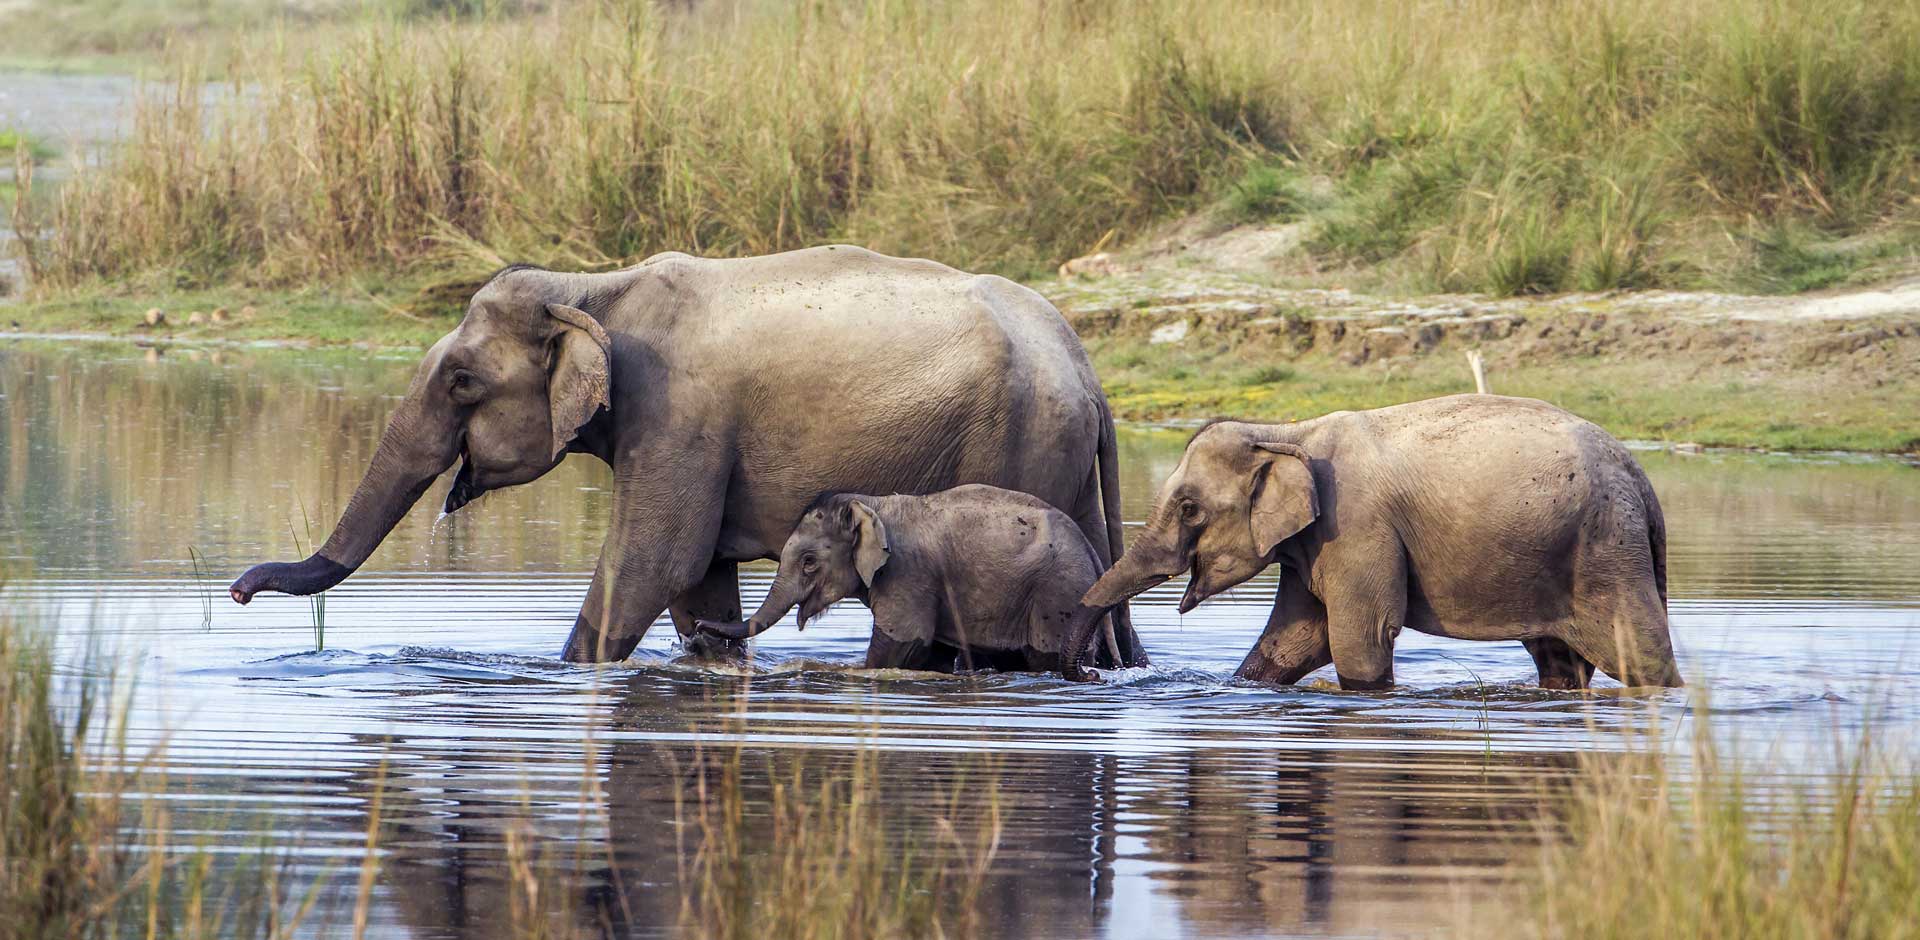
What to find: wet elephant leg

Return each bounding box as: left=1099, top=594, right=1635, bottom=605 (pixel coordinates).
left=1322, top=548, right=1406, bottom=692
left=865, top=630, right=934, bottom=671
left=1524, top=637, right=1595, bottom=690
left=1236, top=568, right=1332, bottom=684
left=1567, top=581, right=1683, bottom=688
left=560, top=453, right=727, bottom=663
left=669, top=560, right=744, bottom=661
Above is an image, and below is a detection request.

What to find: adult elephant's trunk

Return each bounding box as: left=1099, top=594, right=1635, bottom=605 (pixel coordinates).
left=229, top=403, right=451, bottom=604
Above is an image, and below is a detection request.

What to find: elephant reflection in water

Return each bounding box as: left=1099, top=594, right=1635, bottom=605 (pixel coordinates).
left=1123, top=715, right=1578, bottom=935
left=320, top=682, right=1576, bottom=938
left=354, top=675, right=1116, bottom=939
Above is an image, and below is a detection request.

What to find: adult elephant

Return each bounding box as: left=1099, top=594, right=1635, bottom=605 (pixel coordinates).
left=229, top=245, right=1144, bottom=665
left=1062, top=395, right=1681, bottom=689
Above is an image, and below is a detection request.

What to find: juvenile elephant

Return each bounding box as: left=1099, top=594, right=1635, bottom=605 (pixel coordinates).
left=1065, top=394, right=1682, bottom=689
left=696, top=486, right=1127, bottom=674
left=228, top=246, right=1144, bottom=666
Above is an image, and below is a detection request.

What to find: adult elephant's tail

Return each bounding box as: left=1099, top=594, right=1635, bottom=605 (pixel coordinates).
left=1096, top=399, right=1148, bottom=667
left=1633, top=461, right=1669, bottom=609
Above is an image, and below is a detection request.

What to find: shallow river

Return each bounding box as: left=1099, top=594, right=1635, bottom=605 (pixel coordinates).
left=3, top=339, right=1918, bottom=938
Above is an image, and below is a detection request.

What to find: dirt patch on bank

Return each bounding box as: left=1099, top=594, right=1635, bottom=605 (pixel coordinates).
left=1046, top=246, right=1920, bottom=395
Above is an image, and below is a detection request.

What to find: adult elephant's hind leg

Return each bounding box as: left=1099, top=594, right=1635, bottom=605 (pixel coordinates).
left=1236, top=568, right=1332, bottom=685
left=1567, top=582, right=1683, bottom=689
left=1523, top=637, right=1595, bottom=691
left=670, top=560, right=744, bottom=661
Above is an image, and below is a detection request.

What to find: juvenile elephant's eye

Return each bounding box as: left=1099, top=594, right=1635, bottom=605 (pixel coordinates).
left=801, top=553, right=819, bottom=572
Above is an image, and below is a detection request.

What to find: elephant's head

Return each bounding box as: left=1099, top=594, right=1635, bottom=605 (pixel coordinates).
left=229, top=266, right=613, bottom=603
left=1066, top=422, right=1317, bottom=674
left=698, top=495, right=890, bottom=642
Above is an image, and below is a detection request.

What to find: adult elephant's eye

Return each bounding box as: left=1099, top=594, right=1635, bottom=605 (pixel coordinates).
left=1180, top=500, right=1199, bottom=523
left=449, top=369, right=483, bottom=402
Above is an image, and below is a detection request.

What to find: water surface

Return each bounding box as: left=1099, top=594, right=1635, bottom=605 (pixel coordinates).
left=3, top=339, right=1917, bottom=938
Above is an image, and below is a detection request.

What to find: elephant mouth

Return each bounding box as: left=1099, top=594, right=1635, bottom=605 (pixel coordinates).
left=443, top=444, right=479, bottom=516
left=1177, top=554, right=1207, bottom=613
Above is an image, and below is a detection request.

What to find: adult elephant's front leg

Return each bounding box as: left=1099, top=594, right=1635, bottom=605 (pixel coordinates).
left=561, top=462, right=726, bottom=663
left=670, top=560, right=746, bottom=661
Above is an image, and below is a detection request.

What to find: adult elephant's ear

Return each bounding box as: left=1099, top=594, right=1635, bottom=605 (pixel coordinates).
left=1250, top=442, right=1318, bottom=555
left=849, top=501, right=891, bottom=588
left=544, top=303, right=612, bottom=460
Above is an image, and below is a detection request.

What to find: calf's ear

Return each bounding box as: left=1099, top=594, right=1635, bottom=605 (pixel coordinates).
left=849, top=502, right=891, bottom=588
left=1250, top=442, right=1318, bottom=555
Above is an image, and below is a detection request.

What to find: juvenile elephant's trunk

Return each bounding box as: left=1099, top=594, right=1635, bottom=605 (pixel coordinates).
left=1060, top=603, right=1117, bottom=682
left=229, top=406, right=451, bottom=604
left=730, top=574, right=805, bottom=637
left=1064, top=539, right=1188, bottom=679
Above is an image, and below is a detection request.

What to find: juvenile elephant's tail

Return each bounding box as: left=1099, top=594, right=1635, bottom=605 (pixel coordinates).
left=1095, top=398, right=1146, bottom=667
left=1632, top=461, right=1668, bottom=609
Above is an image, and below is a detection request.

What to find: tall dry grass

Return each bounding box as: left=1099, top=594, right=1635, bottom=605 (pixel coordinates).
left=17, top=0, right=1917, bottom=297
left=1524, top=715, right=1920, bottom=939
left=0, top=612, right=305, bottom=940
left=675, top=744, right=1002, bottom=939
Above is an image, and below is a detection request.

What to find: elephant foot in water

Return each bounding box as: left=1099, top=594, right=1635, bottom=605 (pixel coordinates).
left=679, top=622, right=751, bottom=662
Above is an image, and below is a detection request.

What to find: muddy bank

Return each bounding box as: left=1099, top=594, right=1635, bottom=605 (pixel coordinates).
left=1053, top=270, right=1920, bottom=387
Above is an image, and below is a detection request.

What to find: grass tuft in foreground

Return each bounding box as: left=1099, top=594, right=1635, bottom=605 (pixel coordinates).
left=0, top=612, right=304, bottom=939
left=676, top=742, right=1002, bottom=940
left=1525, top=715, right=1920, bottom=939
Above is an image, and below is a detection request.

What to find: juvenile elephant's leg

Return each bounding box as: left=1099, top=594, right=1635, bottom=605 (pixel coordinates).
left=1524, top=637, right=1595, bottom=690
left=863, top=630, right=934, bottom=671
left=669, top=560, right=744, bottom=660
left=864, top=592, right=938, bottom=671
left=1321, top=549, right=1407, bottom=691
left=561, top=463, right=726, bottom=663
left=1236, top=568, right=1332, bottom=684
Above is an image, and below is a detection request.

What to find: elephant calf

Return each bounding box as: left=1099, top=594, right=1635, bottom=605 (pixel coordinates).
left=696, top=485, right=1130, bottom=674
left=1068, top=393, right=1683, bottom=690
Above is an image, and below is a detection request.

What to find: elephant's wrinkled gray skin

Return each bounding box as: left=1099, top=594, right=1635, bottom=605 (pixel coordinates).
left=228, top=246, right=1145, bottom=666
left=696, top=485, right=1130, bottom=674
left=1066, top=394, right=1682, bottom=690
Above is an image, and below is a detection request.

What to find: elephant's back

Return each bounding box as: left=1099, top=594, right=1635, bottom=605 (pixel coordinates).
left=660, top=251, right=1104, bottom=560
left=1347, top=395, right=1657, bottom=635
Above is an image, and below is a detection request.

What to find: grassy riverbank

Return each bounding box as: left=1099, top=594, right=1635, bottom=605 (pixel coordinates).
left=4, top=0, right=1917, bottom=452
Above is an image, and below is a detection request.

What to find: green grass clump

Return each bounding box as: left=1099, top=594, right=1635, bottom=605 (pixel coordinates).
left=0, top=129, right=57, bottom=163
left=1219, top=163, right=1320, bottom=223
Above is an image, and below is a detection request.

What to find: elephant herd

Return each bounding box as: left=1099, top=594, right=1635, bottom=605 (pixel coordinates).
left=231, top=246, right=1682, bottom=690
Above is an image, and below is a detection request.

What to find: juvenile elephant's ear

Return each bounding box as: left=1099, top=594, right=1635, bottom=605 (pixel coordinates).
left=1250, top=442, right=1318, bottom=555
left=545, top=304, right=612, bottom=461
left=848, top=501, right=891, bottom=588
